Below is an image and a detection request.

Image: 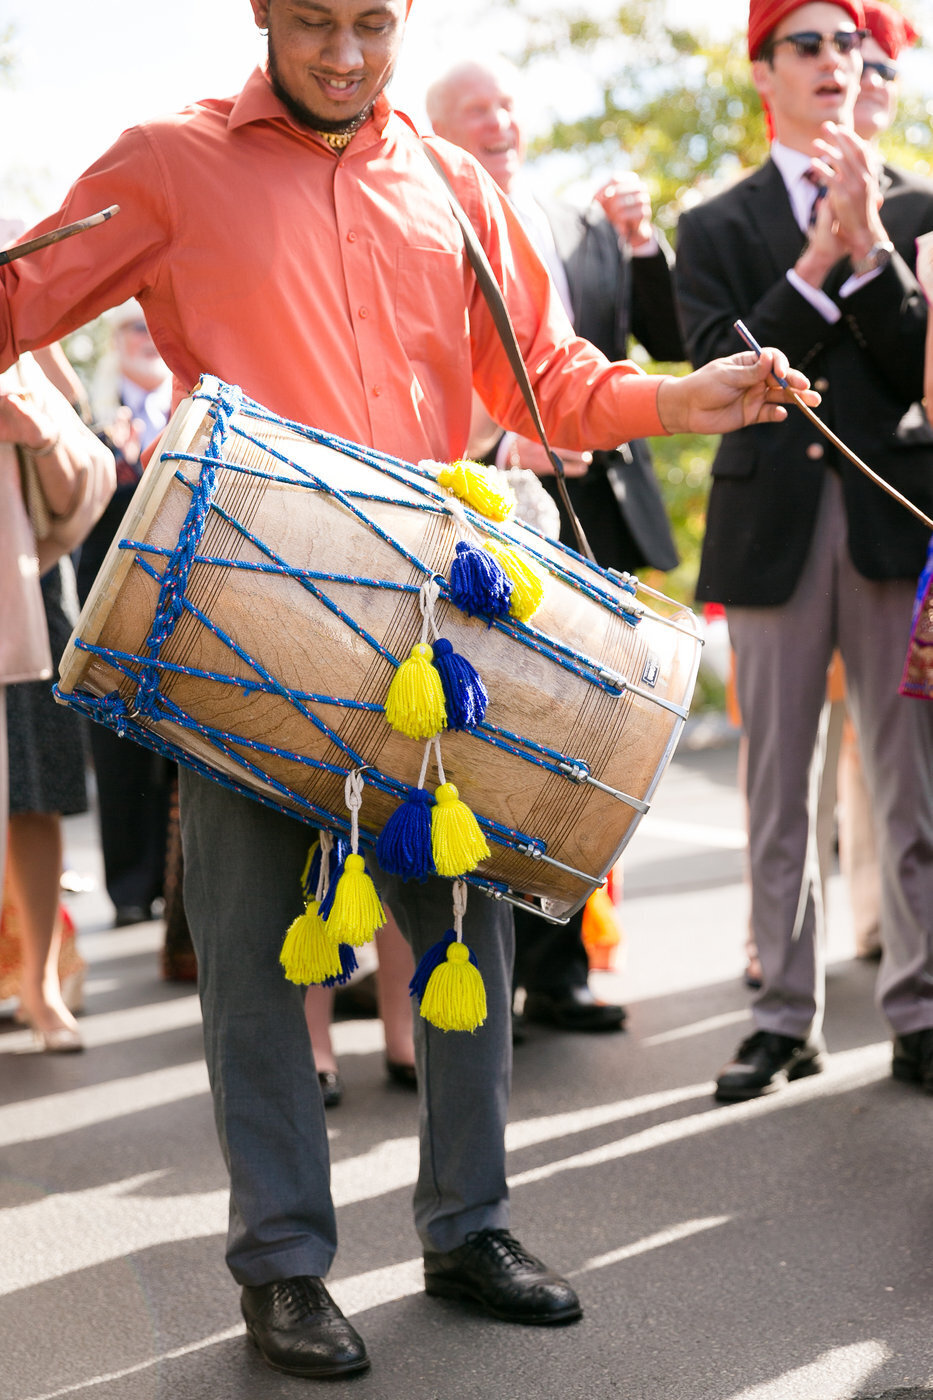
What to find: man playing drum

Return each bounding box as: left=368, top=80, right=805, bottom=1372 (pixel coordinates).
left=0, top=0, right=817, bottom=1379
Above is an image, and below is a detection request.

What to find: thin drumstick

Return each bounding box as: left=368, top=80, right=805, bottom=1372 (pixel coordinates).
left=734, top=319, right=933, bottom=533
left=0, top=205, right=120, bottom=266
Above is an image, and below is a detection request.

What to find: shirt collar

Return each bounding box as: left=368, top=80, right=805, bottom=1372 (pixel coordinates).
left=770, top=141, right=816, bottom=189
left=228, top=65, right=392, bottom=144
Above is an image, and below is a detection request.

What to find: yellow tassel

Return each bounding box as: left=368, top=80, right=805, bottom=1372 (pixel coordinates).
left=384, top=642, right=447, bottom=739
left=485, top=540, right=545, bottom=622
left=419, top=941, right=487, bottom=1031
left=437, top=460, right=515, bottom=522
left=431, top=782, right=491, bottom=877
left=325, top=853, right=386, bottom=945
left=279, top=900, right=342, bottom=985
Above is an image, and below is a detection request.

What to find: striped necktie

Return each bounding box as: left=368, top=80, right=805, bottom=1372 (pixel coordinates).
left=804, top=167, right=828, bottom=228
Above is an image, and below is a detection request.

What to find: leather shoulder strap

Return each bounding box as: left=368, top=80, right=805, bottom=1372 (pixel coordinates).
left=422, top=143, right=595, bottom=561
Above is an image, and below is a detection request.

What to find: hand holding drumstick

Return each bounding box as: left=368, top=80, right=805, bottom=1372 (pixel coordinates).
left=735, top=318, right=933, bottom=533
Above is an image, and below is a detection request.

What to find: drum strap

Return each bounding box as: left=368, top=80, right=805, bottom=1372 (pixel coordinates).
left=423, top=144, right=596, bottom=563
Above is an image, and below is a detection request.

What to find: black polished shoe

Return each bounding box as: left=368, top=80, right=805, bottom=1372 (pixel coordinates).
left=892, top=1028, right=933, bottom=1092
left=241, top=1276, right=369, bottom=1378
left=715, top=1030, right=824, bottom=1102
left=424, top=1229, right=582, bottom=1325
left=114, top=904, right=153, bottom=928
left=522, top=984, right=626, bottom=1033
left=386, top=1057, right=417, bottom=1089
left=317, top=1070, right=342, bottom=1108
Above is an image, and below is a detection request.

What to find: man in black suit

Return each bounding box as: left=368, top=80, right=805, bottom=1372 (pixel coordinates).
left=427, top=57, right=684, bottom=1032
left=675, top=0, right=933, bottom=1100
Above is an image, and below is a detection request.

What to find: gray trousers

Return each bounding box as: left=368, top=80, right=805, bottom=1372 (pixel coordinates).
left=179, top=766, right=513, bottom=1287
left=728, top=473, right=933, bottom=1041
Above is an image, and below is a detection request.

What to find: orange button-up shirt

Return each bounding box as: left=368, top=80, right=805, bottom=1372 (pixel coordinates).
left=0, top=67, right=664, bottom=465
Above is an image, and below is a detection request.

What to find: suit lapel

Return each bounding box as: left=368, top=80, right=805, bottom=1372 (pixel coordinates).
left=537, top=196, right=628, bottom=337
left=744, top=158, right=808, bottom=279
left=536, top=196, right=587, bottom=325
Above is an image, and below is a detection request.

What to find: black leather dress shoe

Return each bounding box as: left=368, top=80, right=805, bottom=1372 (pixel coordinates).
left=715, top=1030, right=824, bottom=1102
left=241, top=1277, right=369, bottom=1378
left=424, top=1228, right=582, bottom=1325
left=522, top=984, right=626, bottom=1032
left=114, top=904, right=153, bottom=928
left=317, top=1070, right=342, bottom=1108
left=892, top=1028, right=933, bottom=1092
left=386, top=1057, right=417, bottom=1089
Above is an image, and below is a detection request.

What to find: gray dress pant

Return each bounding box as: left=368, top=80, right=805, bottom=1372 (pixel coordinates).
left=179, top=766, right=513, bottom=1287
left=728, top=473, right=933, bottom=1042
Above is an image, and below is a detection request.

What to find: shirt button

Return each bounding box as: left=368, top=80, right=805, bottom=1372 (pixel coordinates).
left=806, top=443, right=824, bottom=460
left=373, top=384, right=383, bottom=397
left=814, top=377, right=829, bottom=392
left=358, top=306, right=368, bottom=319
left=347, top=230, right=357, bottom=242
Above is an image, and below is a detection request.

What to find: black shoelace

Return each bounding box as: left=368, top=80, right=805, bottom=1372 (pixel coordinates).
left=461, top=1229, right=541, bottom=1271
left=271, top=1277, right=332, bottom=1320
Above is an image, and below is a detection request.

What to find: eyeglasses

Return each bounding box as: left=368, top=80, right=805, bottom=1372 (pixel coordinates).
left=767, top=29, right=866, bottom=59
left=862, top=58, right=899, bottom=82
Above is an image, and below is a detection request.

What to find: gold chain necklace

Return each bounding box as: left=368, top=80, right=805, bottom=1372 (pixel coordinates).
left=315, top=129, right=354, bottom=151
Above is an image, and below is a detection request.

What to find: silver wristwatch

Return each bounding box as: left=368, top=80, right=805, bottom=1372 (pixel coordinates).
left=850, top=240, right=894, bottom=276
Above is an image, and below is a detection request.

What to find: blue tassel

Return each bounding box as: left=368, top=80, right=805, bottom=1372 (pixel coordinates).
left=320, top=943, right=359, bottom=987
left=432, top=638, right=488, bottom=730
left=409, top=929, right=456, bottom=1001
left=301, top=839, right=323, bottom=903
left=449, top=540, right=512, bottom=620
left=376, top=788, right=436, bottom=881
left=319, top=836, right=351, bottom=920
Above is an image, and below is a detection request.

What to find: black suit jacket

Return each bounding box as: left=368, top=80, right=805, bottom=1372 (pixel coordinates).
left=675, top=159, right=933, bottom=606
left=529, top=199, right=683, bottom=573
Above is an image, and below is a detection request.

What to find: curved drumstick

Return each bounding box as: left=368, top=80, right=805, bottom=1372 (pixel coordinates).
left=0, top=205, right=120, bottom=266
left=734, top=319, right=933, bottom=533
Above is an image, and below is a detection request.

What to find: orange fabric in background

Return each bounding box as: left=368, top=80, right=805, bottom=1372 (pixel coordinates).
left=0, top=892, right=83, bottom=1005
left=582, top=867, right=624, bottom=971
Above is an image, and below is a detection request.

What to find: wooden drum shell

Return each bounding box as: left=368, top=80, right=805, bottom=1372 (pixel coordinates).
left=58, top=384, right=701, bottom=921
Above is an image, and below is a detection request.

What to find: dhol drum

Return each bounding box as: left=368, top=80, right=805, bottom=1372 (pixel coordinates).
left=57, top=377, right=701, bottom=922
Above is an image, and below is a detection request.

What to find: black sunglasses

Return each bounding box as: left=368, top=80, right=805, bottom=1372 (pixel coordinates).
left=862, top=58, right=899, bottom=82
left=768, top=29, right=866, bottom=59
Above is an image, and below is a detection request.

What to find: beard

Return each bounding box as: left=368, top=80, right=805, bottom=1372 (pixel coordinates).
left=267, top=30, right=375, bottom=135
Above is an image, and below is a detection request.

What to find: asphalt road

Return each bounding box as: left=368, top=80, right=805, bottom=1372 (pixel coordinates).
left=2, top=733, right=932, bottom=1400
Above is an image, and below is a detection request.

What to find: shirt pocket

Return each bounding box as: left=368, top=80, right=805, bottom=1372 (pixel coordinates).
left=395, top=246, right=469, bottom=365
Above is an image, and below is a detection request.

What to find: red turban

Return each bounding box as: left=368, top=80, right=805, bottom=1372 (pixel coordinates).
left=748, top=0, right=866, bottom=59
left=863, top=1, right=919, bottom=57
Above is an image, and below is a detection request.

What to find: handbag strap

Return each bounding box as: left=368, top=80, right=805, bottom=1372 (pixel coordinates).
left=423, top=144, right=596, bottom=563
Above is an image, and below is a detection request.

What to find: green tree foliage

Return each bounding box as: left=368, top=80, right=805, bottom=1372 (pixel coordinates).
left=509, top=0, right=931, bottom=608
